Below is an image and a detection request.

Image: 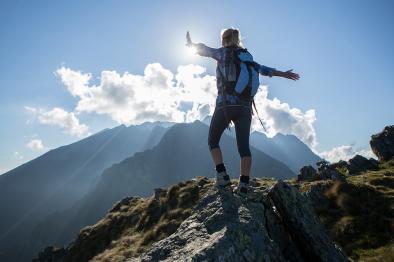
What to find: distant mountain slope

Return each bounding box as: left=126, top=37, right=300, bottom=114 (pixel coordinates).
left=30, top=120, right=294, bottom=258
left=250, top=131, right=321, bottom=173
left=0, top=121, right=171, bottom=262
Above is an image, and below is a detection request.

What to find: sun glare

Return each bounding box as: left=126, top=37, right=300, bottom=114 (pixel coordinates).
left=186, top=46, right=197, bottom=56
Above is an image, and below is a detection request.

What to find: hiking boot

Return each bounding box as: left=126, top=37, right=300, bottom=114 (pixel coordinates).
left=215, top=171, right=231, bottom=188
left=232, top=181, right=250, bottom=196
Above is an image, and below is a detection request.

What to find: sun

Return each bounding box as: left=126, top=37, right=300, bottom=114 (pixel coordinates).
left=186, top=46, right=197, bottom=56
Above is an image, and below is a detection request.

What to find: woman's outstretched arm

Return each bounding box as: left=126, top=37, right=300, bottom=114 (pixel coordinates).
left=272, top=69, right=300, bottom=80
left=258, top=63, right=300, bottom=81
left=186, top=31, right=221, bottom=60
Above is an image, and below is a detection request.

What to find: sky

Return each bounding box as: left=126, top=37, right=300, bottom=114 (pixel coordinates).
left=1, top=0, right=393, bottom=174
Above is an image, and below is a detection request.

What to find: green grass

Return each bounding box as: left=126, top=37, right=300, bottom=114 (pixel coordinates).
left=297, top=160, right=394, bottom=261
left=64, top=163, right=394, bottom=261
left=51, top=176, right=213, bottom=262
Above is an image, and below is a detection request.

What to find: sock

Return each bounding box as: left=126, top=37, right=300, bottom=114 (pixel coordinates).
left=215, top=163, right=226, bottom=173
left=240, top=175, right=249, bottom=184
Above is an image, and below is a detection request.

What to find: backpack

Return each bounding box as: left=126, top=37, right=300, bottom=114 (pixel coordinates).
left=218, top=46, right=267, bottom=131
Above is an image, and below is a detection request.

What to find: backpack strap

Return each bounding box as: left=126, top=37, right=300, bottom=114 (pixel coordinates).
left=252, top=98, right=267, bottom=132
left=217, top=65, right=232, bottom=132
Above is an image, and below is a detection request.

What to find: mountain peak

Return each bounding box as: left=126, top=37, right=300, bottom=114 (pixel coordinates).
left=34, top=177, right=347, bottom=261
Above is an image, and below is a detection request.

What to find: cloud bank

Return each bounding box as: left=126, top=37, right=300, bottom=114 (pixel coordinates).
left=54, top=63, right=317, bottom=147
left=252, top=86, right=317, bottom=148
left=320, top=145, right=376, bottom=163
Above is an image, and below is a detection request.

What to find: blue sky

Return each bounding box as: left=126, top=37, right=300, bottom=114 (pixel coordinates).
left=1, top=0, right=393, bottom=173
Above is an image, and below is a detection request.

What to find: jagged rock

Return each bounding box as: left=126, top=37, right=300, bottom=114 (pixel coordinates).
left=297, top=165, right=318, bottom=182
left=268, top=181, right=348, bottom=262
left=34, top=179, right=348, bottom=262
left=370, top=125, right=394, bottom=161
left=32, top=246, right=66, bottom=262
left=347, top=155, right=379, bottom=175
left=130, top=181, right=347, bottom=262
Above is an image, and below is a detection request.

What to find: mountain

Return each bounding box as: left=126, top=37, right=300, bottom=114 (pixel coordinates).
left=0, top=121, right=171, bottom=262
left=33, top=177, right=348, bottom=262
left=202, top=115, right=321, bottom=173
left=1, top=117, right=316, bottom=261
left=30, top=124, right=394, bottom=261
left=250, top=132, right=321, bottom=173
left=28, top=120, right=294, bottom=260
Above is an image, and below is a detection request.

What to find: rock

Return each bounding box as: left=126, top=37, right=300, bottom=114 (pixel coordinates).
left=130, top=181, right=347, bottom=262
left=370, top=125, right=394, bottom=161
left=317, top=160, right=346, bottom=181
left=268, top=181, right=348, bottom=262
left=319, top=168, right=346, bottom=181
left=317, top=160, right=331, bottom=171
left=301, top=180, right=334, bottom=209
left=34, top=180, right=348, bottom=262
left=347, top=155, right=379, bottom=175
left=297, top=165, right=318, bottom=182
left=330, top=160, right=349, bottom=170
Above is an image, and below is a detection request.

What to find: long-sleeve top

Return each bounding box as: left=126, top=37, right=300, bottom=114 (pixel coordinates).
left=193, top=43, right=276, bottom=106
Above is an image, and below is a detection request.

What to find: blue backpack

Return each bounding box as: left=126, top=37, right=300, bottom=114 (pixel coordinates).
left=218, top=46, right=266, bottom=131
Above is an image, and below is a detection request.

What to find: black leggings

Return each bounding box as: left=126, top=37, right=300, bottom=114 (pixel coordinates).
left=208, top=105, right=252, bottom=157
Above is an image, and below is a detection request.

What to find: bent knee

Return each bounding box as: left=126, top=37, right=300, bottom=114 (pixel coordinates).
left=208, top=138, right=220, bottom=151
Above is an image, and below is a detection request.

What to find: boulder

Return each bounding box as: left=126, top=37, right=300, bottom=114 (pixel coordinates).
left=370, top=125, right=394, bottom=161
left=297, top=165, right=318, bottom=182
left=318, top=168, right=346, bottom=181
left=330, top=160, right=349, bottom=170
left=347, top=155, right=379, bottom=175
left=268, top=181, right=348, bottom=262
left=316, top=160, right=346, bottom=181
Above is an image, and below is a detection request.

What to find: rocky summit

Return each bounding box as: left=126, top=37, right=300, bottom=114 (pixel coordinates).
left=34, top=177, right=347, bottom=262
left=370, top=125, right=394, bottom=162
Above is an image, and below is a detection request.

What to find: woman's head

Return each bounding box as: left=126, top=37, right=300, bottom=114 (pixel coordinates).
left=221, top=28, right=243, bottom=47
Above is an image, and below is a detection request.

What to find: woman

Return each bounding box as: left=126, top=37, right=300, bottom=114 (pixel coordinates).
left=186, top=28, right=299, bottom=196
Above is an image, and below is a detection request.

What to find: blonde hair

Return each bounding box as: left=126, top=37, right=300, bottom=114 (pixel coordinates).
left=221, top=28, right=243, bottom=47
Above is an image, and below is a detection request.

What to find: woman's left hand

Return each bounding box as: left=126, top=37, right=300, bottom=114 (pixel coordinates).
left=283, top=69, right=300, bottom=80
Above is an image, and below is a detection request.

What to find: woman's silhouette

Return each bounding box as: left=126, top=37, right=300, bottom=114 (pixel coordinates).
left=186, top=28, right=299, bottom=196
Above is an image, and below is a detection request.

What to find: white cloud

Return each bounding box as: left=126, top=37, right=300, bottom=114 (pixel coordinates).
left=26, top=107, right=90, bottom=137
left=26, top=139, right=44, bottom=151
left=251, top=86, right=317, bottom=148
left=320, top=145, right=376, bottom=163
left=55, top=64, right=317, bottom=148
left=54, top=64, right=217, bottom=125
